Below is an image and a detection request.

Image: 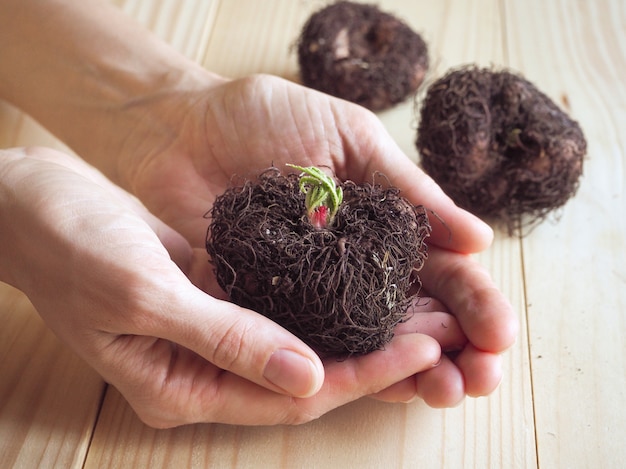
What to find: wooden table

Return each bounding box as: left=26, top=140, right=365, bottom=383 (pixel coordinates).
left=1, top=0, right=624, bottom=467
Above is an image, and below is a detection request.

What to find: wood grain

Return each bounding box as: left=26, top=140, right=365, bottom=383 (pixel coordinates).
left=1, top=0, right=624, bottom=467
left=0, top=284, right=104, bottom=469
left=111, top=0, right=219, bottom=61
left=504, top=1, right=626, bottom=467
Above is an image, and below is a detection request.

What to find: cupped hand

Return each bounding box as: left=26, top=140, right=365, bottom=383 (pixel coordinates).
left=109, top=74, right=518, bottom=407
left=0, top=146, right=444, bottom=427
left=371, top=249, right=517, bottom=406
left=116, top=74, right=492, bottom=253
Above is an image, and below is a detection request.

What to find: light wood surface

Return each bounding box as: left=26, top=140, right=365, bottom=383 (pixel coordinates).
left=1, top=0, right=624, bottom=467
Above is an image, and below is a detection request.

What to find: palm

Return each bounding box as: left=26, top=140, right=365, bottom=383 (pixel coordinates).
left=114, top=75, right=516, bottom=417
left=128, top=76, right=377, bottom=249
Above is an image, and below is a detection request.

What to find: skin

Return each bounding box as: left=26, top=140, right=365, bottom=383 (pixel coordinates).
left=0, top=0, right=518, bottom=427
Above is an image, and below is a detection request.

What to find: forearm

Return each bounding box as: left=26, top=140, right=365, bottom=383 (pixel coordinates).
left=0, top=0, right=221, bottom=187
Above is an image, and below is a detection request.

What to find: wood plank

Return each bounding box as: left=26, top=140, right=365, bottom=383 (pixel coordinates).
left=0, top=283, right=104, bottom=469
left=86, top=1, right=535, bottom=467
left=88, top=362, right=535, bottom=468
left=503, top=0, right=626, bottom=467
left=199, top=0, right=308, bottom=81
left=112, top=0, right=219, bottom=61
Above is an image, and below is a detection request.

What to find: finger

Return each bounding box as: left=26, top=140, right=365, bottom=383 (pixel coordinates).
left=371, top=345, right=504, bottom=406
left=419, top=246, right=519, bottom=353
left=416, top=355, right=465, bottom=408
left=157, top=290, right=326, bottom=399
left=334, top=108, right=493, bottom=253
left=380, top=166, right=492, bottom=253
left=368, top=377, right=418, bottom=403
left=194, top=332, right=441, bottom=425
left=396, top=298, right=467, bottom=352
left=454, top=344, right=503, bottom=397
left=110, top=330, right=441, bottom=427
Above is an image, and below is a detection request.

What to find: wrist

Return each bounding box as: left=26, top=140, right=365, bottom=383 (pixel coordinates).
left=0, top=0, right=225, bottom=189
left=74, top=63, right=224, bottom=190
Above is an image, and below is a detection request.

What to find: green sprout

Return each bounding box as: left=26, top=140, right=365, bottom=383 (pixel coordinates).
left=287, top=164, right=343, bottom=229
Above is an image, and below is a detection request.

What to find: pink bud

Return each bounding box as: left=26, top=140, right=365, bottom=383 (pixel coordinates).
left=311, top=206, right=329, bottom=229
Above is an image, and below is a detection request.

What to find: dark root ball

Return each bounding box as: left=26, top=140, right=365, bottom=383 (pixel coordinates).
left=297, top=1, right=429, bottom=111
left=416, top=65, right=586, bottom=233
left=206, top=168, right=431, bottom=356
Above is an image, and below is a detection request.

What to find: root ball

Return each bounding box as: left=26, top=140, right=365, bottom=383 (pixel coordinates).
left=206, top=168, right=431, bottom=356
left=416, top=65, right=586, bottom=232
left=297, top=1, right=429, bottom=111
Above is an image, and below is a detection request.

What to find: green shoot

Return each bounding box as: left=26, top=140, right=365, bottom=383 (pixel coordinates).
left=287, top=164, right=343, bottom=228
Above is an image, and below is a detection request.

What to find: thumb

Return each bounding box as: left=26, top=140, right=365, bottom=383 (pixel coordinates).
left=157, top=286, right=325, bottom=398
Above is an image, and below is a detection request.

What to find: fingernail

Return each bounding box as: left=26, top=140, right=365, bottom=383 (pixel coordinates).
left=263, top=349, right=323, bottom=398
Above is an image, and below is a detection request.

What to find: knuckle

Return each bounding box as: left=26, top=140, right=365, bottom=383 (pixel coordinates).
left=208, top=318, right=253, bottom=370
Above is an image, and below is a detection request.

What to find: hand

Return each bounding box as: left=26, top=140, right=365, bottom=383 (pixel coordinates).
left=0, top=147, right=443, bottom=427
left=372, top=250, right=516, bottom=406
left=102, top=74, right=518, bottom=409
left=0, top=0, right=517, bottom=424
